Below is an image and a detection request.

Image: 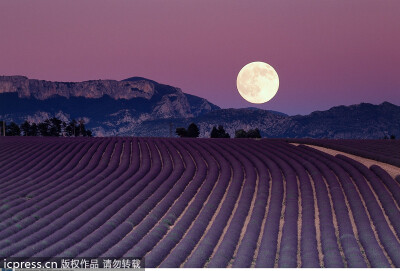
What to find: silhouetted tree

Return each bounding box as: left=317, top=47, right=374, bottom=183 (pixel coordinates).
left=4, top=117, right=91, bottom=137
left=30, top=123, right=39, bottom=136
left=0, top=121, right=4, bottom=136
left=210, top=127, right=218, bottom=138
left=61, top=121, right=67, bottom=136
left=48, top=117, right=62, bottom=136
left=247, top=128, right=261, bottom=138
left=76, top=119, right=92, bottom=136
left=235, top=129, right=247, bottom=138
left=176, top=123, right=200, bottom=138
left=66, top=119, right=77, bottom=137
left=6, top=122, right=21, bottom=136
left=20, top=121, right=31, bottom=136
left=176, top=127, right=188, bottom=137
left=38, top=121, right=50, bottom=136
left=187, top=123, right=200, bottom=138
left=234, top=128, right=261, bottom=138
left=78, top=119, right=84, bottom=136
left=210, top=125, right=230, bottom=138
left=61, top=119, right=92, bottom=137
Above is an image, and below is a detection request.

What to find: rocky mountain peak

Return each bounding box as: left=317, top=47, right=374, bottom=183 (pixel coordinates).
left=0, top=75, right=157, bottom=100
left=0, top=75, right=220, bottom=134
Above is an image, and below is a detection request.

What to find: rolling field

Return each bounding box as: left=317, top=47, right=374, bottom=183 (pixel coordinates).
left=0, top=137, right=400, bottom=267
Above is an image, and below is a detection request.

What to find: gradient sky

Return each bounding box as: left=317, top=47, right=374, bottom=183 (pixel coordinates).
left=1, top=0, right=399, bottom=115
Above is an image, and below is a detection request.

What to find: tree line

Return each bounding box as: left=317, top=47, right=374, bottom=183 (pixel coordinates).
left=0, top=118, right=92, bottom=137
left=176, top=123, right=261, bottom=138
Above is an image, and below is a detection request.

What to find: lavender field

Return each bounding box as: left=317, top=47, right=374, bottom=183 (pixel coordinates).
left=0, top=137, right=399, bottom=267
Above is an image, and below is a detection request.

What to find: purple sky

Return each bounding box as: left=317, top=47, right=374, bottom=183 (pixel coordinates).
left=1, top=0, right=399, bottom=115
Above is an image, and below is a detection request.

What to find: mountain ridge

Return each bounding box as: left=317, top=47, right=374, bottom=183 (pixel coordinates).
left=0, top=75, right=398, bottom=139
left=128, top=101, right=399, bottom=139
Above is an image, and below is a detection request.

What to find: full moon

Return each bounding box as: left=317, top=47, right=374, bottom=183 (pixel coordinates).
left=236, top=61, right=279, bottom=104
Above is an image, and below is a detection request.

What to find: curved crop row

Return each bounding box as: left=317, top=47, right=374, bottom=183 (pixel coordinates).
left=296, top=145, right=394, bottom=267
left=0, top=137, right=398, bottom=267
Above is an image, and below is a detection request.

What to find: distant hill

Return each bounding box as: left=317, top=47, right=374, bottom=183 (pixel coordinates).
left=105, top=102, right=400, bottom=139
left=121, top=102, right=400, bottom=139
left=0, top=75, right=219, bottom=136
left=0, top=75, right=398, bottom=138
left=287, top=102, right=400, bottom=139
